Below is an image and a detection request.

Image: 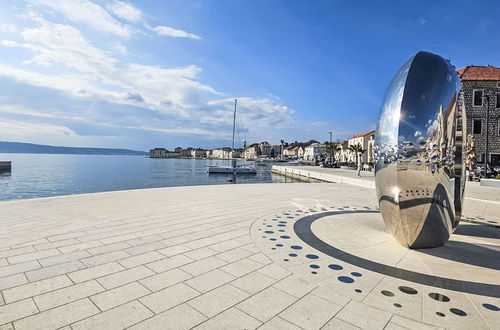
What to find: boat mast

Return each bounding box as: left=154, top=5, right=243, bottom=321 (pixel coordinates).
left=231, top=98, right=237, bottom=151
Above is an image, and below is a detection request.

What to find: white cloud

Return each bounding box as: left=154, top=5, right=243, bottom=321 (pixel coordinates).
left=32, top=0, right=133, bottom=37
left=152, top=25, right=201, bottom=40
left=107, top=1, right=143, bottom=23
left=0, top=5, right=298, bottom=148
left=0, top=24, right=18, bottom=32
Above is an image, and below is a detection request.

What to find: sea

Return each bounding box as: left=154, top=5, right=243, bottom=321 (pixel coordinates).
left=0, top=153, right=299, bottom=201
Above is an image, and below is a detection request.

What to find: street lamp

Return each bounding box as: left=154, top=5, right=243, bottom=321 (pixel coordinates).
left=328, top=131, right=333, bottom=165
left=280, top=139, right=285, bottom=160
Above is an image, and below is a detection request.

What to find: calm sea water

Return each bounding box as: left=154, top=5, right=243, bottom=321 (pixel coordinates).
left=0, top=153, right=298, bottom=201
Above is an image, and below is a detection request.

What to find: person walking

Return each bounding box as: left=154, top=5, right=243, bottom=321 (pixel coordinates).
left=357, top=153, right=363, bottom=176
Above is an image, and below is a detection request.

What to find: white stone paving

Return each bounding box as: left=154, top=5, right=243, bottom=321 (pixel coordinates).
left=0, top=183, right=498, bottom=329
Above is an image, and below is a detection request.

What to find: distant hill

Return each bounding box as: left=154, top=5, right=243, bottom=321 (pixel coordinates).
left=0, top=141, right=147, bottom=156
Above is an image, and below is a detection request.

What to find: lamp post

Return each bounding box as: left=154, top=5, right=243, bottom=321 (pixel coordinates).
left=482, top=94, right=491, bottom=177
left=280, top=139, right=285, bottom=160
left=328, top=131, right=333, bottom=165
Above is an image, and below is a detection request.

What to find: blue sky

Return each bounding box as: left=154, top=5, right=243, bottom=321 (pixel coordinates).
left=0, top=0, right=499, bottom=151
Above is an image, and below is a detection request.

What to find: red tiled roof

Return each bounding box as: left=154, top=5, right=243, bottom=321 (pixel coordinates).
left=457, top=66, right=500, bottom=81
left=351, top=130, right=375, bottom=138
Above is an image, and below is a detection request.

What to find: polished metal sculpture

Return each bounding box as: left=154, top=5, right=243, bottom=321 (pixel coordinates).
left=374, top=51, right=466, bottom=248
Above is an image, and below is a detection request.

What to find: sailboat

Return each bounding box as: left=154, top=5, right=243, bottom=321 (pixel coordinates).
left=207, top=99, right=257, bottom=175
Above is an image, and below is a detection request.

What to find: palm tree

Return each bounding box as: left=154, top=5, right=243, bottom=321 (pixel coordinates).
left=324, top=142, right=341, bottom=164
left=348, top=143, right=366, bottom=164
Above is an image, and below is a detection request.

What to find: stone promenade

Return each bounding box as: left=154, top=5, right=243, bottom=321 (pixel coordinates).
left=0, top=182, right=498, bottom=329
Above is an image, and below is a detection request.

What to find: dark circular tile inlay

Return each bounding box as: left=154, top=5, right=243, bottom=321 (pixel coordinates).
left=393, top=303, right=402, bottom=308
left=280, top=235, right=290, bottom=239
left=355, top=289, right=362, bottom=293
left=311, top=271, right=317, bottom=274
left=290, top=245, right=302, bottom=250
left=275, top=244, right=283, bottom=247
left=381, top=290, right=395, bottom=297
left=398, top=286, right=418, bottom=295
left=264, top=231, right=274, bottom=234
left=289, top=253, right=298, bottom=257
left=338, top=276, right=354, bottom=283
left=436, top=312, right=445, bottom=317
left=328, top=264, right=343, bottom=270
left=278, top=224, right=286, bottom=227
left=283, top=258, right=289, bottom=262
left=428, top=292, right=450, bottom=302
left=351, top=272, right=362, bottom=277
left=482, top=303, right=500, bottom=311
left=305, top=254, right=319, bottom=259
left=269, top=238, right=277, bottom=241
left=310, top=264, right=320, bottom=269
left=450, top=308, right=467, bottom=316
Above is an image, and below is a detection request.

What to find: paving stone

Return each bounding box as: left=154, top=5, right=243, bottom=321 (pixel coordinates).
left=186, top=269, right=236, bottom=293
left=2, top=275, right=73, bottom=303
left=220, top=258, right=263, bottom=277
left=247, top=252, right=272, bottom=265
left=237, top=287, right=298, bottom=322
left=86, top=242, right=130, bottom=256
left=279, top=293, right=344, bottom=329
left=90, top=282, right=150, bottom=311
left=216, top=247, right=254, bottom=263
left=0, top=247, right=35, bottom=259
left=38, top=250, right=91, bottom=267
left=139, top=283, right=199, bottom=314
left=157, top=244, right=191, bottom=257
left=322, top=318, right=362, bottom=329
left=189, top=284, right=249, bottom=317
left=129, top=303, right=207, bottom=330
left=58, top=241, right=103, bottom=254
left=34, top=280, right=105, bottom=311
left=258, top=316, right=302, bottom=330
left=194, top=307, right=262, bottom=330
left=34, top=239, right=80, bottom=251
left=336, top=300, right=393, bottom=330
left=0, top=258, right=8, bottom=267
left=97, top=265, right=155, bottom=290
left=0, top=273, right=28, bottom=291
left=118, top=251, right=165, bottom=268
left=0, top=323, right=14, bottom=330
left=80, top=250, right=129, bottom=267
left=7, top=249, right=60, bottom=264
left=13, top=298, right=99, bottom=330
left=68, top=261, right=125, bottom=283
left=71, top=300, right=153, bottom=330
left=256, top=263, right=291, bottom=280
left=272, top=274, right=318, bottom=298
left=0, top=299, right=38, bottom=324
left=123, top=241, right=165, bottom=256
left=139, top=268, right=192, bottom=292
left=146, top=254, right=193, bottom=273
left=183, top=247, right=219, bottom=260
left=385, top=315, right=443, bottom=330
left=25, top=260, right=86, bottom=282
left=180, top=256, right=227, bottom=276
left=231, top=271, right=277, bottom=295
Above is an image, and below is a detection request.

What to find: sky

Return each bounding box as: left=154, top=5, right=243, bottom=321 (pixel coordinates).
left=0, top=0, right=499, bottom=151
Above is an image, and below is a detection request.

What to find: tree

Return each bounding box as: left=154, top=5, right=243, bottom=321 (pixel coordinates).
left=324, top=142, right=341, bottom=164
left=348, top=143, right=366, bottom=164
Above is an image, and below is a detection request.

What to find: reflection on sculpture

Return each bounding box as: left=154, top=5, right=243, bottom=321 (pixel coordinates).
left=374, top=51, right=466, bottom=248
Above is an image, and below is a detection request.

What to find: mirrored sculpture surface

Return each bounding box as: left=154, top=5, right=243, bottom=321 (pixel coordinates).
left=374, top=51, right=466, bottom=248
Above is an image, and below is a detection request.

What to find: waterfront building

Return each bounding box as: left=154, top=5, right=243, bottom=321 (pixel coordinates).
left=258, top=141, right=272, bottom=156
left=212, top=147, right=233, bottom=159
left=304, top=143, right=326, bottom=161
left=457, top=65, right=500, bottom=166
left=191, top=148, right=205, bottom=158
left=149, top=148, right=166, bottom=158
left=244, top=143, right=259, bottom=159
left=347, top=130, right=376, bottom=163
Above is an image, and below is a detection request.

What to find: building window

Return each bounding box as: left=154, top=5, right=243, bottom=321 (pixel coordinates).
left=497, top=81, right=500, bottom=88
left=473, top=89, right=483, bottom=106
left=473, top=119, right=482, bottom=135
left=497, top=95, right=500, bottom=108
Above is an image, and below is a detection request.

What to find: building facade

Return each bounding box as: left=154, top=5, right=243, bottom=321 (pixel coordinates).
left=457, top=65, right=500, bottom=166
left=303, top=143, right=325, bottom=161
left=347, top=130, right=376, bottom=163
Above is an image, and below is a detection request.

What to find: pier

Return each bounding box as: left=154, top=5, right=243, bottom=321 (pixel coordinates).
left=0, top=181, right=498, bottom=329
